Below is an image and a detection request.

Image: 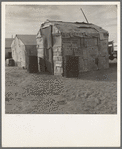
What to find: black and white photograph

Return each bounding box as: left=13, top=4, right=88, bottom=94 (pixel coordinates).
left=2, top=1, right=120, bottom=147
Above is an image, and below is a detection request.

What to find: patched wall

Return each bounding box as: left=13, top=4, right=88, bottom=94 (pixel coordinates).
left=37, top=22, right=109, bottom=76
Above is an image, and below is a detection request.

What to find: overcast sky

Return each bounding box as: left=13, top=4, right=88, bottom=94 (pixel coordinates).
left=5, top=4, right=117, bottom=42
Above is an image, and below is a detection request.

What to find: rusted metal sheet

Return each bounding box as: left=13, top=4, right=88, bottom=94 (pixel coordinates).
left=41, top=25, right=52, bottom=49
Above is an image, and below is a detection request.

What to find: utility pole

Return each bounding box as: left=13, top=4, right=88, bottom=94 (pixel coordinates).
left=80, top=8, right=89, bottom=23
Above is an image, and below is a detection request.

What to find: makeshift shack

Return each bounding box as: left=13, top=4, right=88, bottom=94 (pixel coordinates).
left=36, top=20, right=109, bottom=77
left=5, top=38, right=13, bottom=60
left=11, top=35, right=38, bottom=73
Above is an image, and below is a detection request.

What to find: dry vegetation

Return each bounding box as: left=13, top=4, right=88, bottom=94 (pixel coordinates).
left=5, top=60, right=117, bottom=114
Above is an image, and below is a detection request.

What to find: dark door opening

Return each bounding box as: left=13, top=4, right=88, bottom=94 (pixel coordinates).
left=65, top=55, right=79, bottom=78
left=8, top=52, right=12, bottom=58
left=28, top=56, right=38, bottom=73
left=44, top=48, right=54, bottom=74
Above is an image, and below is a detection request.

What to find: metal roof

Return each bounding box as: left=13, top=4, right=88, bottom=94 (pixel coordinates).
left=5, top=38, right=13, bottom=48
left=41, top=20, right=108, bottom=38
left=16, top=35, right=37, bottom=45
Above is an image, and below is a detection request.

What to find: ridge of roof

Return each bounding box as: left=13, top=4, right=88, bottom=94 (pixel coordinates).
left=45, top=19, right=92, bottom=24
left=41, top=20, right=108, bottom=33
left=41, top=20, right=91, bottom=27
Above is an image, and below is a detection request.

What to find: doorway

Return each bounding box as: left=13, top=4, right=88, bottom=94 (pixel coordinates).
left=28, top=56, right=38, bottom=73
left=8, top=52, right=12, bottom=58
left=65, top=55, right=79, bottom=78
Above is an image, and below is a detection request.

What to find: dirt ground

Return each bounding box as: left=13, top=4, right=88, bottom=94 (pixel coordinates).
left=5, top=59, right=117, bottom=114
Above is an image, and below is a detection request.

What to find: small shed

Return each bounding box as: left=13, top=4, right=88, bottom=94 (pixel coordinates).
left=36, top=20, right=109, bottom=77
left=11, top=35, right=38, bottom=73
left=5, top=38, right=13, bottom=60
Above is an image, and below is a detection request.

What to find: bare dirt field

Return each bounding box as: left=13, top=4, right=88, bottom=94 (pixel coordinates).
left=5, top=59, right=117, bottom=114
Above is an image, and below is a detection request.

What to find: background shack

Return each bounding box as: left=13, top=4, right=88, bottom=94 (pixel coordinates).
left=11, top=35, right=38, bottom=72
